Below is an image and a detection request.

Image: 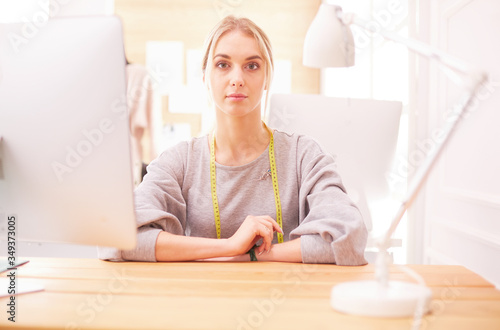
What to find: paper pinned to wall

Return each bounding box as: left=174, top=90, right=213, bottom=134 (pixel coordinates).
left=168, top=48, right=209, bottom=114
left=146, top=41, right=184, bottom=95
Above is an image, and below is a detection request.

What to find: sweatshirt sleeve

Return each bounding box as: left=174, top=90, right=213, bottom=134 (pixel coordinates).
left=289, top=136, right=368, bottom=265
left=98, top=142, right=187, bottom=262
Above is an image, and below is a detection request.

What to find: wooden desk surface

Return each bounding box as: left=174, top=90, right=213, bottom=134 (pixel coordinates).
left=1, top=258, right=499, bottom=329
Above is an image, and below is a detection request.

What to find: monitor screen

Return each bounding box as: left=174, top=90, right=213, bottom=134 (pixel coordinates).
left=268, top=93, right=403, bottom=231
left=0, top=16, right=137, bottom=250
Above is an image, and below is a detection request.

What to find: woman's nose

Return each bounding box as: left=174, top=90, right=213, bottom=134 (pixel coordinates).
left=230, top=69, right=244, bottom=87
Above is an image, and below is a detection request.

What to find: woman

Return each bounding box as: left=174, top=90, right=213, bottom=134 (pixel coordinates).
left=100, top=16, right=367, bottom=265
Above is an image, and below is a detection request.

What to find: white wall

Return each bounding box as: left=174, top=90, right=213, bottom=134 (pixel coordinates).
left=410, top=0, right=500, bottom=287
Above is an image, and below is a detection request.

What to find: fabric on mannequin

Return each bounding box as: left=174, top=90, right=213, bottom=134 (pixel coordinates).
left=126, top=63, right=156, bottom=187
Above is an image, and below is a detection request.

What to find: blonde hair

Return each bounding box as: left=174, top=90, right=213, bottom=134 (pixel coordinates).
left=201, top=16, right=274, bottom=113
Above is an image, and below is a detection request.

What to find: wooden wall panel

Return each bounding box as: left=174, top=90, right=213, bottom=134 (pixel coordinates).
left=114, top=0, right=321, bottom=94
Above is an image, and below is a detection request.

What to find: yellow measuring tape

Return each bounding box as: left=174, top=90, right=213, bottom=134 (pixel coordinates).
left=209, top=123, right=283, bottom=243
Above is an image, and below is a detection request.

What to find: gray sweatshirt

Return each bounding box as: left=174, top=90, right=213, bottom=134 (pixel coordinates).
left=98, top=130, right=367, bottom=265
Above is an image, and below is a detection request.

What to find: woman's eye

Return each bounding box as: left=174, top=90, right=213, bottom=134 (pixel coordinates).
left=216, top=62, right=229, bottom=69
left=247, top=63, right=259, bottom=70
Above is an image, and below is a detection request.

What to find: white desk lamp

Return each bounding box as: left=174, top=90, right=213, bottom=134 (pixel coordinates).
left=303, top=1, right=488, bottom=318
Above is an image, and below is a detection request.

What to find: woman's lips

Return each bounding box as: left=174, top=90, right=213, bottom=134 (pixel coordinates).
left=226, top=93, right=247, bottom=101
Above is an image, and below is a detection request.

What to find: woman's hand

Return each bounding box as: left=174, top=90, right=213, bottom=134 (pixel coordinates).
left=227, top=215, right=283, bottom=256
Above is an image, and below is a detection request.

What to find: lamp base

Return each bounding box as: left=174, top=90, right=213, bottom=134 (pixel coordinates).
left=331, top=280, right=432, bottom=317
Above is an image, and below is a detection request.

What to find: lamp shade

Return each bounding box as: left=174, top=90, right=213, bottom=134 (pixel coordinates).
left=303, top=2, right=355, bottom=68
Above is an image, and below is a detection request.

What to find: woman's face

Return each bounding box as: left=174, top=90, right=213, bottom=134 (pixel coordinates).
left=207, top=30, right=266, bottom=119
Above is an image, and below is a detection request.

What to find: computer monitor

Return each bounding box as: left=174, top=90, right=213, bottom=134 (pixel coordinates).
left=0, top=16, right=137, bottom=251
left=268, top=93, right=402, bottom=232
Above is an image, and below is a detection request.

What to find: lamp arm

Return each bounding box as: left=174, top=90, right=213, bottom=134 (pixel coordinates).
left=380, top=78, right=486, bottom=249
left=374, top=76, right=486, bottom=288
left=342, top=13, right=478, bottom=78
left=339, top=12, right=488, bottom=283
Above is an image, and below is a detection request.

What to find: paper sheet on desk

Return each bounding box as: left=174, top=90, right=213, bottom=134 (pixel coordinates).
left=0, top=278, right=44, bottom=297
left=0, top=259, right=44, bottom=297
left=0, top=259, right=29, bottom=274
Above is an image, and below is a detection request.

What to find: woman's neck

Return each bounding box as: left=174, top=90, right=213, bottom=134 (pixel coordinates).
left=213, top=113, right=270, bottom=166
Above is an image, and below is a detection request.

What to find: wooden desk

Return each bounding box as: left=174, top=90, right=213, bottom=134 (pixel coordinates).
left=1, top=258, right=499, bottom=329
